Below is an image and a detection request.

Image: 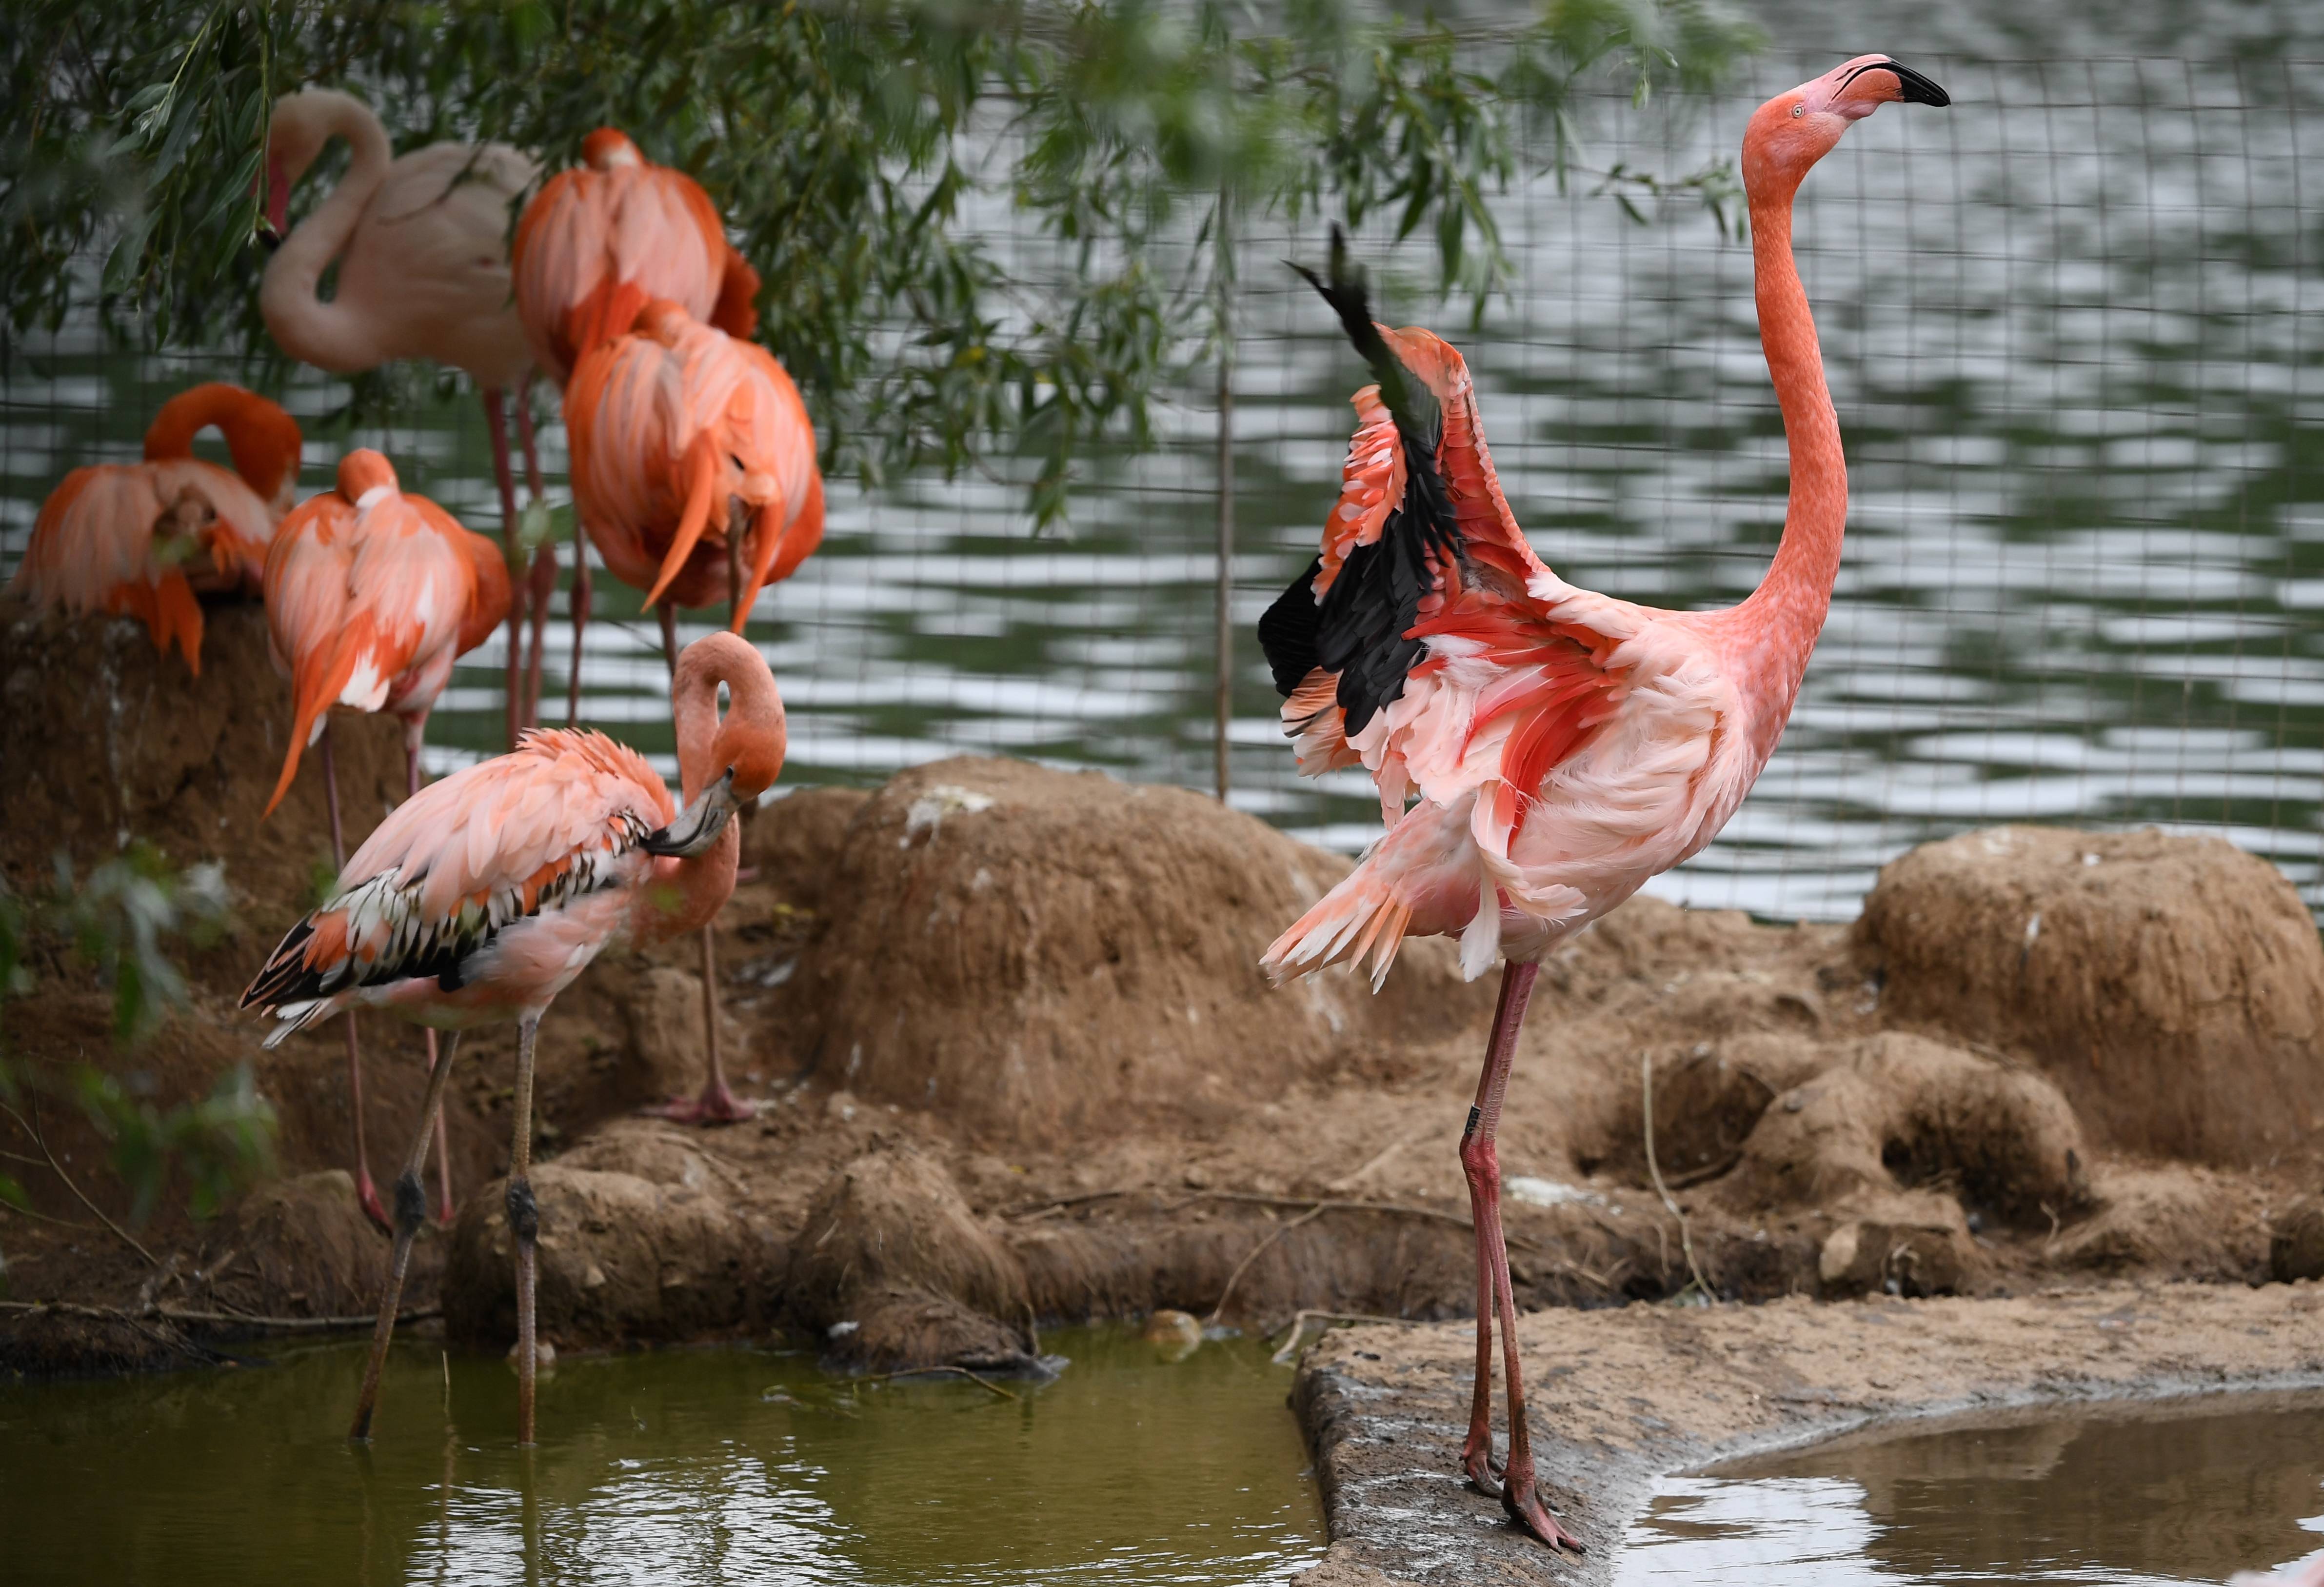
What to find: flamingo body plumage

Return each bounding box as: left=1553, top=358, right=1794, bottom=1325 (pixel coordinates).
left=1258, top=57, right=1950, bottom=1551
left=8, top=384, right=301, bottom=673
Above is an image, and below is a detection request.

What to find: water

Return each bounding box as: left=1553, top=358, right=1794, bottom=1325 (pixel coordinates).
left=7, top=38, right=2324, bottom=922
left=0, top=1326, right=1323, bottom=1587
left=1615, top=1395, right=2324, bottom=1585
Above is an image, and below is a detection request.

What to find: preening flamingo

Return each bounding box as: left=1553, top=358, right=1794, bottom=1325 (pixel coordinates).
left=562, top=291, right=822, bottom=1122
left=8, top=383, right=300, bottom=672
left=241, top=631, right=786, bottom=1446
left=262, top=448, right=513, bottom=1229
left=258, top=87, right=546, bottom=746
left=512, top=127, right=765, bottom=728
left=1257, top=57, right=1949, bottom=1551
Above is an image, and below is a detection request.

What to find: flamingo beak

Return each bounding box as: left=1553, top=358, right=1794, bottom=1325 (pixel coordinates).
left=1873, top=60, right=1950, bottom=107
left=645, top=769, right=739, bottom=857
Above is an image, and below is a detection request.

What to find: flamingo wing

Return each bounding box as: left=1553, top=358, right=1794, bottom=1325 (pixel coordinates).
left=242, top=729, right=675, bottom=1039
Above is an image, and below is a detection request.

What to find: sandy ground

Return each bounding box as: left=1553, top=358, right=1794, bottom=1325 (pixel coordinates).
left=1289, top=1281, right=2324, bottom=1586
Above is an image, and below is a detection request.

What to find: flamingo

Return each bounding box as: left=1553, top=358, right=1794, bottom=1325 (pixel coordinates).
left=560, top=290, right=822, bottom=1124
left=1256, top=57, right=1949, bottom=1551
left=258, top=87, right=547, bottom=747
left=512, top=127, right=765, bottom=730
left=8, top=383, right=301, bottom=672
left=241, top=631, right=786, bottom=1446
left=262, top=448, right=514, bottom=1230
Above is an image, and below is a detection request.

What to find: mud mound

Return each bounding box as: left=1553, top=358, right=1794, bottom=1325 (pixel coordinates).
left=1855, top=825, right=2324, bottom=1166
left=745, top=785, right=870, bottom=911
left=210, top=1169, right=391, bottom=1318
left=785, top=1146, right=1027, bottom=1337
left=622, top=966, right=750, bottom=1102
left=1717, top=1033, right=2088, bottom=1228
left=442, top=1124, right=775, bottom=1347
left=784, top=757, right=1486, bottom=1145
left=824, top=1284, right=1038, bottom=1374
left=2274, top=1193, right=2324, bottom=1283
left=0, top=599, right=405, bottom=914
left=2057, top=1167, right=2250, bottom=1279
left=1814, top=1191, right=1981, bottom=1298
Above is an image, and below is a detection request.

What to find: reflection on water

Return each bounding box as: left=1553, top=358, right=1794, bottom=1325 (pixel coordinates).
left=6, top=46, right=2324, bottom=922
left=0, top=1326, right=1322, bottom=1587
left=1615, top=1395, right=2324, bottom=1585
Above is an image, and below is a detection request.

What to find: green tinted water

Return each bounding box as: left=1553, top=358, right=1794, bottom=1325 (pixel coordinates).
left=0, top=1326, right=1323, bottom=1587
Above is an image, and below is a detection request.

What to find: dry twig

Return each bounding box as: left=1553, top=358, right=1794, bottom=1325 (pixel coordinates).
left=846, top=1364, right=1017, bottom=1401
left=1642, top=1052, right=1714, bottom=1302
left=0, top=1095, right=156, bottom=1267
left=1206, top=1203, right=1325, bottom=1325
left=1269, top=1308, right=1415, bottom=1366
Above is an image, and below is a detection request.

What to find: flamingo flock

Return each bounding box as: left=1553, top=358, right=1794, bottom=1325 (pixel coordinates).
left=8, top=56, right=1950, bottom=1547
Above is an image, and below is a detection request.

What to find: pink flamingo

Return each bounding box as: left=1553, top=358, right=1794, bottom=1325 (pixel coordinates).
left=513, top=128, right=767, bottom=728
left=9, top=383, right=301, bottom=672
left=262, top=449, right=513, bottom=1230
left=258, top=88, right=547, bottom=746
left=241, top=631, right=786, bottom=1445
left=1257, top=57, right=1949, bottom=1551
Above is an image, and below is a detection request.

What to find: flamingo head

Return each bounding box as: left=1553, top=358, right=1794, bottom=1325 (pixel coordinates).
left=259, top=90, right=342, bottom=244
left=336, top=449, right=401, bottom=511
left=1743, top=56, right=1948, bottom=197
left=647, top=633, right=788, bottom=858
left=582, top=128, right=645, bottom=171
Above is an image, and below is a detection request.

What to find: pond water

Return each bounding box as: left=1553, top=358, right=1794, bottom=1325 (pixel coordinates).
left=6, top=28, right=2324, bottom=924
left=1614, top=1394, right=2324, bottom=1585
left=0, top=1325, right=1323, bottom=1587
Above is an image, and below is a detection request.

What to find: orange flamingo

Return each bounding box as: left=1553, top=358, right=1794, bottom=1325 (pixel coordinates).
left=259, top=87, right=545, bottom=747
left=262, top=448, right=513, bottom=1230
left=512, top=127, right=764, bottom=729
left=243, top=632, right=785, bottom=1446
left=560, top=292, right=821, bottom=1125
left=8, top=383, right=300, bottom=672
left=1257, top=58, right=1948, bottom=1551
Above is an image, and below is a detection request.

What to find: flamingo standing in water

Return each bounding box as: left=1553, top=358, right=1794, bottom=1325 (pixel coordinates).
left=1257, top=57, right=1949, bottom=1551
left=511, top=126, right=765, bottom=725
left=242, top=632, right=786, bottom=1446
left=560, top=289, right=822, bottom=1123
left=262, top=449, right=513, bottom=1229
left=258, top=88, right=547, bottom=746
left=9, top=383, right=301, bottom=672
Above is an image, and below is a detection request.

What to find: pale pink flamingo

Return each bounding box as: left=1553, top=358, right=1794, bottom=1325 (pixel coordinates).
left=559, top=288, right=822, bottom=1123
left=8, top=383, right=301, bottom=672
left=258, top=87, right=546, bottom=746
left=512, top=127, right=765, bottom=728
left=1257, top=57, right=1949, bottom=1551
left=262, top=448, right=513, bottom=1230
left=242, top=631, right=786, bottom=1445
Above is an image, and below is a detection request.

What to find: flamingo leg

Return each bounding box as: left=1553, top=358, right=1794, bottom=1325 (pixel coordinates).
left=483, top=388, right=523, bottom=751
left=1458, top=964, right=1531, bottom=1497
left=402, top=724, right=457, bottom=1227
left=564, top=524, right=592, bottom=727
left=509, top=1012, right=542, bottom=1446
left=321, top=722, right=390, bottom=1234
left=515, top=382, right=552, bottom=731
left=349, top=1031, right=463, bottom=1440
left=1459, top=959, right=1584, bottom=1553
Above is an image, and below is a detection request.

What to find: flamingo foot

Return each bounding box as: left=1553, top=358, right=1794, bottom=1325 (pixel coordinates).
left=1461, top=1433, right=1505, bottom=1497
left=433, top=1193, right=458, bottom=1230
left=1501, top=1464, right=1587, bottom=1553
left=644, top=1080, right=757, bottom=1125
left=355, top=1169, right=392, bottom=1235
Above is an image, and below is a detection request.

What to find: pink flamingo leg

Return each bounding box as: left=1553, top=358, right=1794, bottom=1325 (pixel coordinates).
left=1461, top=960, right=1585, bottom=1553
left=402, top=723, right=457, bottom=1226
left=643, top=603, right=755, bottom=1125
left=1458, top=964, right=1532, bottom=1497
left=564, top=522, right=593, bottom=727
left=349, top=1031, right=462, bottom=1440
left=515, top=382, right=553, bottom=730
left=483, top=388, right=523, bottom=750
left=509, top=1013, right=543, bottom=1446
left=320, top=722, right=390, bottom=1234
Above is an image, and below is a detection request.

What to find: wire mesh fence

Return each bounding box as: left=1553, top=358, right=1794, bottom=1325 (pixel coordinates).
left=5, top=51, right=2321, bottom=922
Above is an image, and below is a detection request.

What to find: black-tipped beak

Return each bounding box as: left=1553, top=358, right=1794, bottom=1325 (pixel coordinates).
left=644, top=769, right=739, bottom=857
left=256, top=222, right=283, bottom=254
left=1879, top=60, right=1950, bottom=107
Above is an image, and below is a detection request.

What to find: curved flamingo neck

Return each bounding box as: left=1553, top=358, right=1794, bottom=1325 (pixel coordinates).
left=143, top=385, right=301, bottom=503
left=260, top=94, right=395, bottom=371
left=1732, top=168, right=1847, bottom=683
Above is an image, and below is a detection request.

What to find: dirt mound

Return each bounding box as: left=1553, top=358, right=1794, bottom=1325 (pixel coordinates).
left=621, top=966, right=750, bottom=1102
left=781, top=756, right=1488, bottom=1146
left=2056, top=1166, right=2250, bottom=1279
left=745, top=785, right=871, bottom=911
left=2274, top=1192, right=2324, bottom=1283
left=210, top=1169, right=395, bottom=1318
left=1715, top=1032, right=2089, bottom=1228
left=0, top=598, right=406, bottom=914
left=1813, top=1191, right=1981, bottom=1298
left=442, top=1123, right=776, bottom=1348
left=785, top=1146, right=1026, bottom=1328
left=1855, top=824, right=2324, bottom=1167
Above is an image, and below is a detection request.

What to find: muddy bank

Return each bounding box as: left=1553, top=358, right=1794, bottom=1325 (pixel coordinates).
left=3, top=614, right=2320, bottom=1381
left=1286, top=1281, right=2324, bottom=1585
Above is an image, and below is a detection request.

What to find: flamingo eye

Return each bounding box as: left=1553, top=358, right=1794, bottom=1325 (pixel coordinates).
left=1791, top=103, right=1805, bottom=118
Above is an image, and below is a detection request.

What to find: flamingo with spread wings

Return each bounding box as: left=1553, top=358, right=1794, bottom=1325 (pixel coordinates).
left=558, top=290, right=821, bottom=1123
left=1258, top=57, right=1950, bottom=1551
left=242, top=632, right=786, bottom=1446
left=9, top=384, right=301, bottom=672
left=262, top=448, right=512, bottom=1229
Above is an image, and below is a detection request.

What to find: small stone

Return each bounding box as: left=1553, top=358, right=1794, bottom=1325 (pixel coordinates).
left=1144, top=1308, right=1203, bottom=1362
